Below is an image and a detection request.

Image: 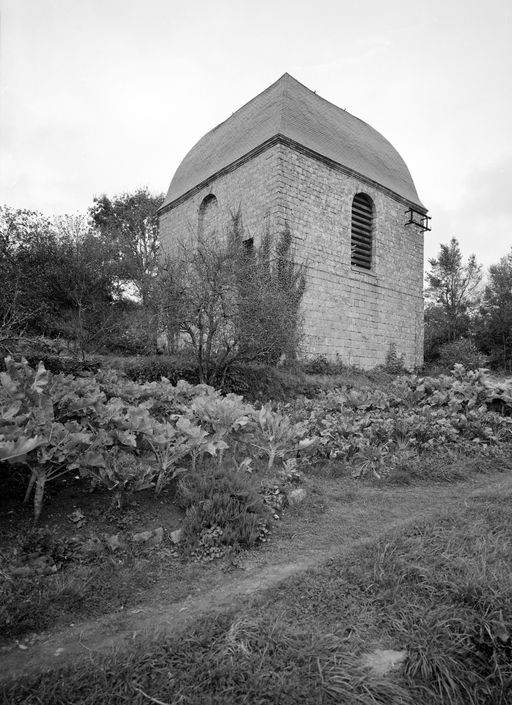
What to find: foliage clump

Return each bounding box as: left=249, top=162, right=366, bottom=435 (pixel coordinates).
left=383, top=342, right=407, bottom=374
left=437, top=338, right=488, bottom=371
left=301, top=355, right=345, bottom=376
left=291, top=364, right=512, bottom=478
left=424, top=239, right=512, bottom=371
left=424, top=237, right=483, bottom=361
left=176, top=465, right=271, bottom=560
left=3, top=349, right=512, bottom=522
left=122, top=354, right=200, bottom=385
left=0, top=194, right=165, bottom=361
left=158, top=211, right=306, bottom=384
left=1, top=358, right=317, bottom=520
left=476, top=248, right=512, bottom=370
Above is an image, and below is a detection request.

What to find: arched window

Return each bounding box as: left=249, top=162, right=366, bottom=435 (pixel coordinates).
left=198, top=194, right=218, bottom=237
left=351, top=193, right=374, bottom=270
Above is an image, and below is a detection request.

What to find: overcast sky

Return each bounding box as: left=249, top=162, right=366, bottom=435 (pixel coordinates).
left=1, top=0, right=511, bottom=271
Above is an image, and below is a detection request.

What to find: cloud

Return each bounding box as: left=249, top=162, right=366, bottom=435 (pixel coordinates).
left=462, top=157, right=512, bottom=217
left=305, top=38, right=391, bottom=71
left=424, top=156, right=512, bottom=270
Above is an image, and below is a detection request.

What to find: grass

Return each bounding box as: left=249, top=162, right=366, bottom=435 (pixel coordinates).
left=1, top=556, right=154, bottom=644
left=308, top=443, right=512, bottom=486
left=4, top=481, right=512, bottom=704
left=0, top=540, right=206, bottom=646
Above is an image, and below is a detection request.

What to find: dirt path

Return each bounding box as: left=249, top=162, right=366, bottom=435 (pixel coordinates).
left=2, top=470, right=512, bottom=682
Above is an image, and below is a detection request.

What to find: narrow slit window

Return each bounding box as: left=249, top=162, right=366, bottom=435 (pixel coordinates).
left=351, top=193, right=374, bottom=270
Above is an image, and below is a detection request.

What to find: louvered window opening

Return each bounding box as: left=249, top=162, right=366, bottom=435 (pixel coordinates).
left=351, top=194, right=373, bottom=270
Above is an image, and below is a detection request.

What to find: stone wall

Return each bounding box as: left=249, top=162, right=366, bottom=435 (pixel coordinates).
left=159, top=140, right=425, bottom=369
left=275, top=145, right=424, bottom=369
left=159, top=143, right=284, bottom=250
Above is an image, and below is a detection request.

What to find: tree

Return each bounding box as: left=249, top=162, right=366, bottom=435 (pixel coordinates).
left=47, top=214, right=124, bottom=357
left=476, top=249, right=512, bottom=370
left=159, top=230, right=238, bottom=384
left=89, top=188, right=165, bottom=354
left=0, top=207, right=127, bottom=357
left=0, top=206, right=61, bottom=347
left=158, top=211, right=306, bottom=384
left=89, top=187, right=164, bottom=305
left=424, top=237, right=483, bottom=359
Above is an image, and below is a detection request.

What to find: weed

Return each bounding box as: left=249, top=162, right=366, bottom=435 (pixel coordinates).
left=384, top=342, right=407, bottom=374
left=176, top=463, right=272, bottom=558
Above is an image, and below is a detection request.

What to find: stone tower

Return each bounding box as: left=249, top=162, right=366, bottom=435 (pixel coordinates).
left=159, top=73, right=429, bottom=369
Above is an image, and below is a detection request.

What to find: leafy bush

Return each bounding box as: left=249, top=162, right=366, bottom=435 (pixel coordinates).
left=176, top=465, right=271, bottom=559
left=0, top=350, right=103, bottom=376
left=253, top=403, right=316, bottom=470
left=1, top=358, right=311, bottom=519
left=383, top=342, right=406, bottom=374
left=222, top=362, right=318, bottom=401
left=438, top=338, right=488, bottom=371
left=159, top=213, right=306, bottom=384
left=0, top=357, right=108, bottom=518
left=0, top=336, right=62, bottom=360
left=301, top=355, right=345, bottom=376
left=23, top=354, right=102, bottom=376
left=122, top=355, right=199, bottom=385
left=121, top=357, right=320, bottom=401
left=290, top=365, right=512, bottom=477
left=86, top=448, right=156, bottom=508
left=4, top=353, right=512, bottom=524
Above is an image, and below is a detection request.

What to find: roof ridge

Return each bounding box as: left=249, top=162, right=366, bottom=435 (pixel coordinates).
left=274, top=73, right=289, bottom=135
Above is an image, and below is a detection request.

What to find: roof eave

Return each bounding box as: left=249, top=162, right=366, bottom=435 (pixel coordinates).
left=158, top=135, right=427, bottom=217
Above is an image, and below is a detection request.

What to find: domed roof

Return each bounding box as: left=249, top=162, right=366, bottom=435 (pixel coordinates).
left=161, top=73, right=425, bottom=210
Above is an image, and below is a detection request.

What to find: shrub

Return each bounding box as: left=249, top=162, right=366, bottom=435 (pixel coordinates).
left=22, top=354, right=102, bottom=376
left=222, top=363, right=319, bottom=401
left=175, top=464, right=271, bottom=559
left=122, top=355, right=199, bottom=385
left=0, top=340, right=103, bottom=376
left=438, top=338, right=488, bottom=371
left=120, top=357, right=319, bottom=401
left=159, top=213, right=306, bottom=385
left=301, top=355, right=345, bottom=376
left=383, top=342, right=406, bottom=374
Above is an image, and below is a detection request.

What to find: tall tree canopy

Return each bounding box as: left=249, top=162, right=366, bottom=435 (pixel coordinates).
left=89, top=187, right=164, bottom=305
left=477, top=249, right=512, bottom=370
left=48, top=215, right=123, bottom=356
left=0, top=207, right=124, bottom=355
left=424, top=237, right=483, bottom=360
left=1, top=206, right=61, bottom=340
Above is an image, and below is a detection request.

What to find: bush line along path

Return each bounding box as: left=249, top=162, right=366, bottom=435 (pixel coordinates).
left=2, top=466, right=512, bottom=683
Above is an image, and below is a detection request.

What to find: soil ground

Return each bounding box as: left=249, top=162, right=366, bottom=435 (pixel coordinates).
left=2, top=464, right=512, bottom=683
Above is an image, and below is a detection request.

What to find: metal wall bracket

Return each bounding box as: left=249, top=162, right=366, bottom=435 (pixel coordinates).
left=405, top=209, right=431, bottom=232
